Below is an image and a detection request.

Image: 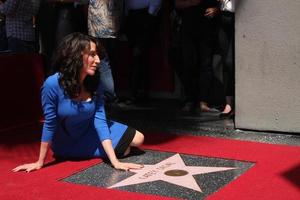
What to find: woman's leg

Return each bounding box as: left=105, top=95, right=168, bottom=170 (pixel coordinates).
left=130, top=130, right=145, bottom=147
left=124, top=130, right=144, bottom=156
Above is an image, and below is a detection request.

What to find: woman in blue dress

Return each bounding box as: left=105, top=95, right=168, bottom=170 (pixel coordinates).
left=13, top=33, right=144, bottom=172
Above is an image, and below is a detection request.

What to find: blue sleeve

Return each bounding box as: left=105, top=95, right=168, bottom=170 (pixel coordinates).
left=94, top=85, right=111, bottom=142
left=0, top=0, right=21, bottom=15
left=148, top=0, right=161, bottom=16
left=41, top=79, right=58, bottom=142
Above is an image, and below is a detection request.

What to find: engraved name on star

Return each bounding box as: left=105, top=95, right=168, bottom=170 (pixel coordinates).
left=109, top=154, right=236, bottom=192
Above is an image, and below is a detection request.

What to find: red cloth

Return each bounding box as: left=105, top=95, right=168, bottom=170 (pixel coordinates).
left=0, top=54, right=45, bottom=130
left=1, top=129, right=300, bottom=200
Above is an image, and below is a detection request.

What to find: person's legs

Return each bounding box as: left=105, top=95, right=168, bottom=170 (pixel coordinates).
left=38, top=2, right=58, bottom=75
left=197, top=39, right=214, bottom=112
left=197, top=19, right=216, bottom=112
left=100, top=39, right=118, bottom=76
left=55, top=5, right=76, bottom=47
left=180, top=28, right=199, bottom=111
left=222, top=96, right=234, bottom=113
left=114, top=127, right=144, bottom=158
left=219, top=12, right=235, bottom=115
left=126, top=9, right=154, bottom=103
left=124, top=130, right=144, bottom=156
left=222, top=38, right=234, bottom=114
left=99, top=57, right=117, bottom=102
left=130, top=130, right=144, bottom=147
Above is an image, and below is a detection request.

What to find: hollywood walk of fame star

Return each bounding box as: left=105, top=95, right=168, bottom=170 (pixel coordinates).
left=108, top=154, right=236, bottom=192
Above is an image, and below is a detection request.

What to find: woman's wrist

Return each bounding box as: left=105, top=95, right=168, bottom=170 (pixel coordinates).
left=36, top=160, right=44, bottom=167
left=110, top=158, right=120, bottom=167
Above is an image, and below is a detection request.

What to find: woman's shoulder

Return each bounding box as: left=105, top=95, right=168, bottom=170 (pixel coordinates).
left=43, top=73, right=60, bottom=89
left=41, top=73, right=62, bottom=101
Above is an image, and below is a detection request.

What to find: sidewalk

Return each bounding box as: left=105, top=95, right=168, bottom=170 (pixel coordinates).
left=108, top=98, right=300, bottom=147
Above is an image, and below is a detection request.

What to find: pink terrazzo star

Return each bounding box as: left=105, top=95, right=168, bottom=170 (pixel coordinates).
left=109, top=154, right=236, bottom=192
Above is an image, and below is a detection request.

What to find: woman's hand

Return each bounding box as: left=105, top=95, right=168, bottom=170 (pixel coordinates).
left=12, top=161, right=43, bottom=173
left=112, top=161, right=144, bottom=171
left=204, top=7, right=220, bottom=18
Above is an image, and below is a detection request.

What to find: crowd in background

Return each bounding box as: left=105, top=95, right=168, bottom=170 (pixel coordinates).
left=0, top=0, right=235, bottom=117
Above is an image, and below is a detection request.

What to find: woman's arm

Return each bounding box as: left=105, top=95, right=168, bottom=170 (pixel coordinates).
left=13, top=77, right=59, bottom=173
left=101, top=139, right=143, bottom=171
left=94, top=87, right=143, bottom=171
left=12, top=142, right=50, bottom=172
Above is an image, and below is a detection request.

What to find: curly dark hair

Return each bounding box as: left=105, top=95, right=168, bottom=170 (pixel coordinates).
left=51, top=32, right=105, bottom=99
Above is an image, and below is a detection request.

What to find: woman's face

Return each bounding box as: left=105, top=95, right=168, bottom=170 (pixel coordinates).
left=81, top=41, right=100, bottom=77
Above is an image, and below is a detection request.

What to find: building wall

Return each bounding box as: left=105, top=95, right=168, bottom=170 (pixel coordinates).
left=235, top=0, right=300, bottom=133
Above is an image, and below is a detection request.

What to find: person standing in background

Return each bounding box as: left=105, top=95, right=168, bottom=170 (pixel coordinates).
left=218, top=0, right=235, bottom=118
left=0, top=0, right=40, bottom=53
left=88, top=0, right=124, bottom=104
left=124, top=0, right=162, bottom=104
left=38, top=0, right=88, bottom=76
left=175, top=0, right=219, bottom=113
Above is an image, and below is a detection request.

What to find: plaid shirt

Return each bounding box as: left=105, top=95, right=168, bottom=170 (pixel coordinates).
left=0, top=0, right=40, bottom=41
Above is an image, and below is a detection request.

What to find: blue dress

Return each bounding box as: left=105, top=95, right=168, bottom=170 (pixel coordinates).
left=41, top=73, right=127, bottom=158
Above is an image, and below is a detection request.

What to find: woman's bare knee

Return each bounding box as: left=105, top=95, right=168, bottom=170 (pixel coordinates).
left=131, top=131, right=144, bottom=147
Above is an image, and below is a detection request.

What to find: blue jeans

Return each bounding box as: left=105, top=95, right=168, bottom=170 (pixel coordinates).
left=99, top=57, right=117, bottom=102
